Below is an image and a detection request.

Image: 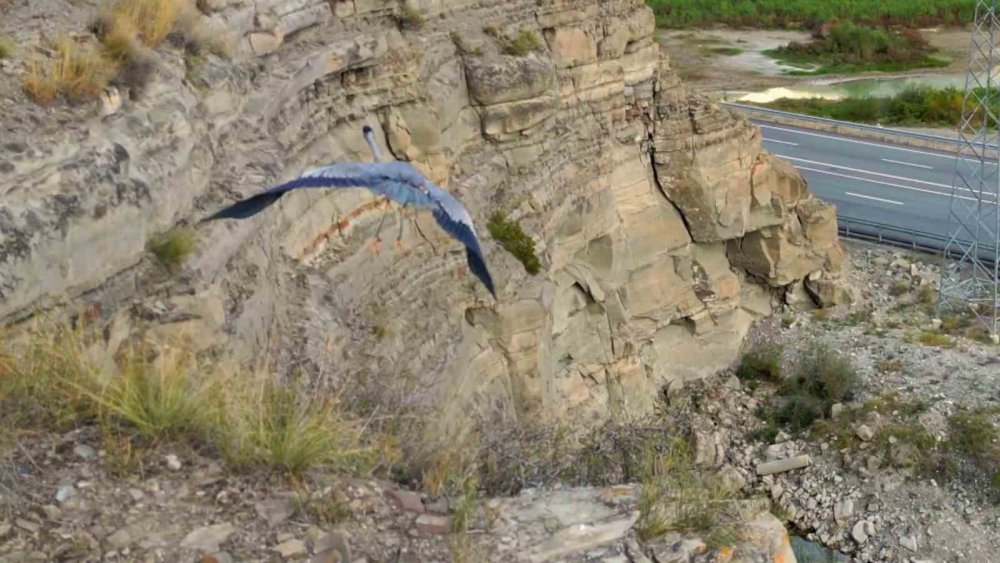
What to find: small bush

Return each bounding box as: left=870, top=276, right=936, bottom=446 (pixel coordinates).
left=502, top=29, right=542, bottom=56
left=398, top=1, right=424, bottom=30
left=148, top=227, right=196, bottom=273
left=889, top=280, right=910, bottom=297
left=487, top=212, right=542, bottom=275
left=736, top=344, right=783, bottom=386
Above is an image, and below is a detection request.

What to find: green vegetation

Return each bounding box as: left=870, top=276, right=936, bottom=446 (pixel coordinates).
left=148, top=227, right=197, bottom=273
left=0, top=36, right=13, bottom=59
left=766, top=22, right=948, bottom=75
left=487, top=212, right=542, bottom=275
left=745, top=342, right=859, bottom=434
left=450, top=31, right=482, bottom=56
left=502, top=29, right=543, bottom=56
left=703, top=46, right=743, bottom=57
left=644, top=0, right=974, bottom=29
left=760, top=87, right=966, bottom=127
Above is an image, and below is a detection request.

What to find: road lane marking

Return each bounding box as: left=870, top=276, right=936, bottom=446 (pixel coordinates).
left=882, top=158, right=933, bottom=170
left=795, top=165, right=996, bottom=205
left=844, top=191, right=904, bottom=205
left=758, top=124, right=999, bottom=166
left=776, top=155, right=953, bottom=190
left=763, top=138, right=799, bottom=146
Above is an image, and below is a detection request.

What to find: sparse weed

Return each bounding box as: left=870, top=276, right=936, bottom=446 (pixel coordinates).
left=502, top=29, right=542, bottom=56
left=293, top=490, right=352, bottom=525
left=877, top=358, right=904, bottom=373
left=736, top=343, right=783, bottom=388
left=636, top=437, right=740, bottom=547
left=398, top=1, right=424, bottom=30
left=148, top=227, right=196, bottom=273
left=754, top=342, right=858, bottom=433
left=889, top=280, right=910, bottom=297
left=917, top=331, right=954, bottom=348
left=450, top=31, right=482, bottom=56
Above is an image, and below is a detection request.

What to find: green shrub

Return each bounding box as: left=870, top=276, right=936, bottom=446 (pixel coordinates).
left=487, top=212, right=542, bottom=275
left=397, top=1, right=423, bottom=30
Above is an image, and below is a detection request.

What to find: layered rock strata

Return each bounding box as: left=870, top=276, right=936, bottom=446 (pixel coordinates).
left=0, top=0, right=848, bottom=423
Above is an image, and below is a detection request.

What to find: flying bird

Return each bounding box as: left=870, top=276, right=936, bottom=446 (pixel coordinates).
left=203, top=125, right=496, bottom=297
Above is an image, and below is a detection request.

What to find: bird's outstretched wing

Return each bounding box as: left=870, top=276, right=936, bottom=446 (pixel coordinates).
left=202, top=162, right=433, bottom=222
left=427, top=186, right=496, bottom=298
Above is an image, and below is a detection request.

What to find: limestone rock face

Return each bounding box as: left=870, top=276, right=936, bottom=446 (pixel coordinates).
left=0, top=0, right=849, bottom=424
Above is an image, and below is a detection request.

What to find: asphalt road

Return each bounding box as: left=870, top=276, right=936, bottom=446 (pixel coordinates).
left=753, top=120, right=1000, bottom=250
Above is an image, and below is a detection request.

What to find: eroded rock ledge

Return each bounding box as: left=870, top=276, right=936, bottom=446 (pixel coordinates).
left=0, top=0, right=849, bottom=423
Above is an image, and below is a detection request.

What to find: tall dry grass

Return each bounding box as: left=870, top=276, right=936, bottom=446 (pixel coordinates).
left=0, top=323, right=385, bottom=477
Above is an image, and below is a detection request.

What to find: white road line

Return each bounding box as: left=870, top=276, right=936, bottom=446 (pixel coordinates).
left=844, top=191, right=904, bottom=205
left=776, top=154, right=953, bottom=191
left=756, top=124, right=1000, bottom=167
left=882, top=158, right=933, bottom=170
left=795, top=165, right=996, bottom=205
left=763, top=138, right=799, bottom=146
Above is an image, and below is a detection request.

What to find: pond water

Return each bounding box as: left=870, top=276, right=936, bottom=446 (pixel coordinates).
left=791, top=536, right=850, bottom=563
left=730, top=73, right=968, bottom=104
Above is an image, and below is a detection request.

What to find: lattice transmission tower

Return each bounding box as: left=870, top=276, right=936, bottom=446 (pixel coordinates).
left=939, top=0, right=1000, bottom=342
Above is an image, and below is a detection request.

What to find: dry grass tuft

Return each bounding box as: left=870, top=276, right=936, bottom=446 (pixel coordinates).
left=218, top=375, right=378, bottom=476
left=104, top=0, right=181, bottom=50
left=21, top=37, right=114, bottom=105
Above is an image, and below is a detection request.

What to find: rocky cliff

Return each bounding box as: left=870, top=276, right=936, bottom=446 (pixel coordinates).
left=0, top=0, right=848, bottom=426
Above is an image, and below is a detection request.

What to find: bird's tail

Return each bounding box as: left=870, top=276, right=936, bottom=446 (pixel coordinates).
left=200, top=191, right=287, bottom=223
left=466, top=247, right=497, bottom=299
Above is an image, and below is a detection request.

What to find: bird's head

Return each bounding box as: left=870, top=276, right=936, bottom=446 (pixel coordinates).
left=361, top=125, right=384, bottom=162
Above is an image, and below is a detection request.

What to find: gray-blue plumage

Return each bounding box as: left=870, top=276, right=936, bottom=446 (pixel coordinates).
left=203, top=126, right=496, bottom=297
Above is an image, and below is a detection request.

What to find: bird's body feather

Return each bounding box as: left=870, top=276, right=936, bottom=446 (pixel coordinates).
left=203, top=136, right=497, bottom=297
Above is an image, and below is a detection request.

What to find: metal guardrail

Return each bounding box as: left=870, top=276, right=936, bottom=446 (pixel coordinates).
left=837, top=215, right=997, bottom=266
left=721, top=102, right=966, bottom=146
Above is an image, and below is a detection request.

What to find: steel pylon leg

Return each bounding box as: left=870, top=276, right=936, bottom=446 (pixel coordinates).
left=939, top=0, right=1000, bottom=342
